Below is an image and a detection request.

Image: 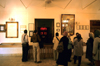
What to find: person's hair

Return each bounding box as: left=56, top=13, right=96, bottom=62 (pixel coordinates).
left=94, top=30, right=100, bottom=37
left=76, top=32, right=79, bottom=35
left=77, top=34, right=82, bottom=42
left=33, top=30, right=37, bottom=33
left=63, top=31, right=68, bottom=36
left=56, top=32, right=59, bottom=36
left=24, top=30, right=27, bottom=33
left=89, top=32, right=94, bottom=38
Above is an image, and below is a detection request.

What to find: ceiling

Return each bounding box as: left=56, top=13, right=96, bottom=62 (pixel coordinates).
left=0, top=0, right=100, bottom=10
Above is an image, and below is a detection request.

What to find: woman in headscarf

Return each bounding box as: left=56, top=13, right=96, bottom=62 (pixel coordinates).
left=93, top=30, right=100, bottom=66
left=73, top=34, right=84, bottom=66
left=86, top=32, right=94, bottom=65
left=56, top=31, right=69, bottom=66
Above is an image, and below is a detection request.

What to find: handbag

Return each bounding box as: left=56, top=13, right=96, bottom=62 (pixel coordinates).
left=56, top=37, right=64, bottom=53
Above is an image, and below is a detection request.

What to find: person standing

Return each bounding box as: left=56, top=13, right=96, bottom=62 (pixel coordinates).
left=31, top=30, right=41, bottom=63
left=67, top=34, right=72, bottom=62
left=74, top=32, right=79, bottom=40
left=86, top=32, right=94, bottom=65
left=21, top=30, right=29, bottom=62
left=73, top=34, right=84, bottom=66
left=56, top=31, right=69, bottom=66
left=93, top=30, right=100, bottom=66
left=52, top=32, right=61, bottom=61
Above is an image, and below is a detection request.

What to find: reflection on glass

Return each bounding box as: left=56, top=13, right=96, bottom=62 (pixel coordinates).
left=61, top=14, right=75, bottom=35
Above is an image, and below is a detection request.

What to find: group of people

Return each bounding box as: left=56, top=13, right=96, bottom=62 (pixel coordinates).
left=21, top=29, right=100, bottom=66
left=53, top=30, right=100, bottom=66
left=21, top=30, right=42, bottom=63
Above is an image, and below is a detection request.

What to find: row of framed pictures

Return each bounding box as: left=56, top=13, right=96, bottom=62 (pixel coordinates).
left=0, top=22, right=34, bottom=38
left=76, top=25, right=89, bottom=30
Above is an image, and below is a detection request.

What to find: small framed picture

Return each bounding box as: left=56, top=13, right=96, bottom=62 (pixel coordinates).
left=76, top=25, right=82, bottom=30
left=29, top=31, right=34, bottom=37
left=56, top=23, right=60, bottom=27
left=28, top=23, right=34, bottom=31
left=56, top=29, right=60, bottom=32
left=0, top=24, right=5, bottom=32
left=85, top=25, right=89, bottom=30
left=82, top=25, right=84, bottom=30
left=20, top=25, right=27, bottom=33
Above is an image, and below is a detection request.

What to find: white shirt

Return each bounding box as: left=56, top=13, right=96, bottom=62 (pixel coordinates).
left=52, top=36, right=61, bottom=50
left=21, top=33, right=28, bottom=43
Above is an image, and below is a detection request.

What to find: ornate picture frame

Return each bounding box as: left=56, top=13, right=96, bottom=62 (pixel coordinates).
left=6, top=22, right=18, bottom=38
left=61, top=14, right=75, bottom=35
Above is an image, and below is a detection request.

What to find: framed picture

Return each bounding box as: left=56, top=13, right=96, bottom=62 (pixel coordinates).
left=29, top=31, right=33, bottom=37
left=56, top=23, right=60, bottom=27
left=28, top=23, right=34, bottom=31
left=85, top=25, right=89, bottom=30
left=56, top=29, right=60, bottom=32
left=6, top=22, right=18, bottom=38
left=61, top=14, right=75, bottom=35
left=0, top=24, right=5, bottom=32
left=20, top=25, right=27, bottom=33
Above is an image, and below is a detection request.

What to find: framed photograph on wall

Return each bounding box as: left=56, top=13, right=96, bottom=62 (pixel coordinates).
left=29, top=31, right=33, bottom=37
left=6, top=22, right=18, bottom=38
left=20, top=25, right=27, bottom=33
left=56, top=29, right=60, bottom=32
left=61, top=14, right=75, bottom=35
left=56, top=23, right=60, bottom=27
left=28, top=23, right=34, bottom=31
left=0, top=24, right=5, bottom=32
left=85, top=25, right=89, bottom=30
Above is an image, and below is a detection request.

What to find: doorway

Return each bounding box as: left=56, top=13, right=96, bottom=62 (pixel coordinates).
left=35, top=19, right=54, bottom=45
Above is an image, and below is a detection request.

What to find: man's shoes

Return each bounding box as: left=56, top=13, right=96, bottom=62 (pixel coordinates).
left=37, top=61, right=42, bottom=63
left=22, top=60, right=28, bottom=62
left=34, top=61, right=37, bottom=63
left=78, top=64, right=80, bottom=66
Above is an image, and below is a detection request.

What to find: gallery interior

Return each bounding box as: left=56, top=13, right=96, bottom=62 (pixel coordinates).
left=0, top=0, right=100, bottom=66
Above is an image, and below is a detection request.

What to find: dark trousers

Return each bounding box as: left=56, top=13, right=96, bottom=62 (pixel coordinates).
left=64, top=62, right=68, bottom=66
left=74, top=55, right=82, bottom=64
left=22, top=43, right=29, bottom=61
left=68, top=49, right=72, bottom=61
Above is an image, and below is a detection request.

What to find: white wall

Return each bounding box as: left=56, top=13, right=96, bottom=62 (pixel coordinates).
left=0, top=0, right=100, bottom=43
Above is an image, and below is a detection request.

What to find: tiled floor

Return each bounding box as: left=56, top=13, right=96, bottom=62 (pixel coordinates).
left=0, top=54, right=95, bottom=66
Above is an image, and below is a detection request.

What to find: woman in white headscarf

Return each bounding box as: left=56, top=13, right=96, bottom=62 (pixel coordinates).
left=93, top=30, right=100, bottom=66
left=86, top=32, right=94, bottom=65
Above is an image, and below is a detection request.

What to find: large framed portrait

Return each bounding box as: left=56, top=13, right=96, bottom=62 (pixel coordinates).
left=61, top=14, right=75, bottom=35
left=6, top=22, right=18, bottom=38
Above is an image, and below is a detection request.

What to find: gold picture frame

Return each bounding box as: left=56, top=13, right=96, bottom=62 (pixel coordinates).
left=6, top=22, right=18, bottom=38
left=61, top=14, right=75, bottom=35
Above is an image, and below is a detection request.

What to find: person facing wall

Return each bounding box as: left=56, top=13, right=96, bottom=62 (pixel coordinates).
left=21, top=30, right=29, bottom=62
left=31, top=30, right=41, bottom=63
left=52, top=32, right=61, bottom=61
